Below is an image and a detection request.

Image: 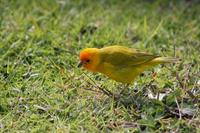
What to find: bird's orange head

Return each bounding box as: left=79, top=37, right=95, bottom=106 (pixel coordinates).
left=78, top=48, right=100, bottom=72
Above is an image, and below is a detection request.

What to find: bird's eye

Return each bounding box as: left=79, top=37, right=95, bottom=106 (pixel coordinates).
left=86, top=59, right=90, bottom=63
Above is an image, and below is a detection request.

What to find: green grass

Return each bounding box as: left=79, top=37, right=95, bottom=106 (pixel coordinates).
left=0, top=0, right=200, bottom=132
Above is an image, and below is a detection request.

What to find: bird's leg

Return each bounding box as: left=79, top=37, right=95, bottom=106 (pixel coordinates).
left=152, top=71, right=157, bottom=80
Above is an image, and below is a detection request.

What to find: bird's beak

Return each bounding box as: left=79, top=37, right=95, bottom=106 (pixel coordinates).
left=78, top=61, right=83, bottom=68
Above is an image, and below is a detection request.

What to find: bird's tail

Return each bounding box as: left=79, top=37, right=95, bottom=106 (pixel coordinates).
left=152, top=57, right=181, bottom=64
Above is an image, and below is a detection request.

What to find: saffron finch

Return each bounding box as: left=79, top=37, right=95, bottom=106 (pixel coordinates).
left=78, top=45, right=178, bottom=84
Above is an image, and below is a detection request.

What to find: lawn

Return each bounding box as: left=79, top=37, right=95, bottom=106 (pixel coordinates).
left=0, top=0, right=200, bottom=132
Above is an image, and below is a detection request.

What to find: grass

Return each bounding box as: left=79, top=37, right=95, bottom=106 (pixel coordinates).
left=0, top=0, right=200, bottom=132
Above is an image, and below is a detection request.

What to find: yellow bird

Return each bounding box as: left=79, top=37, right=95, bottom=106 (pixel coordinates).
left=78, top=45, right=178, bottom=84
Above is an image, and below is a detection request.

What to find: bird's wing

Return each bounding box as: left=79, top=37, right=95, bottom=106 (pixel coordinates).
left=100, top=46, right=159, bottom=67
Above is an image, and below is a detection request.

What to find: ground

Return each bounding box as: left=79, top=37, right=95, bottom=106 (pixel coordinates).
left=0, top=0, right=200, bottom=132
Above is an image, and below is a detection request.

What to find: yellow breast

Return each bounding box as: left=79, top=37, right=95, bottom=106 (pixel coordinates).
left=97, top=62, right=153, bottom=84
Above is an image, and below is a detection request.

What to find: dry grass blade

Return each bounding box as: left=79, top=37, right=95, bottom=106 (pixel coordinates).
left=176, top=74, right=197, bottom=102
left=82, top=72, right=114, bottom=97
left=86, top=81, right=114, bottom=97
